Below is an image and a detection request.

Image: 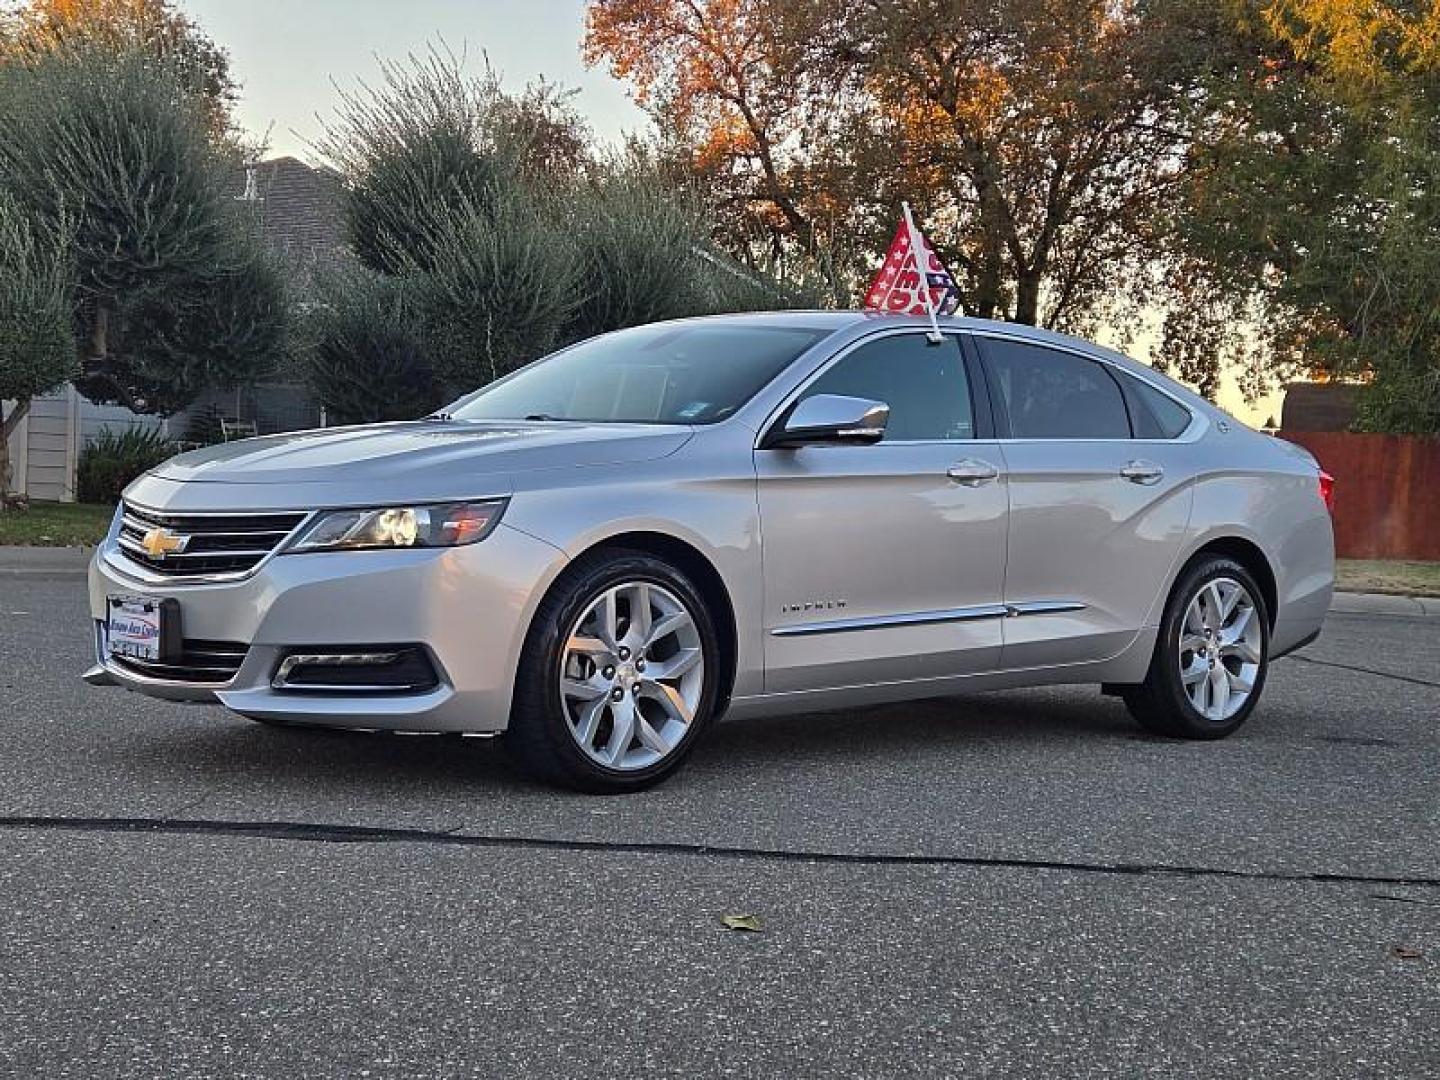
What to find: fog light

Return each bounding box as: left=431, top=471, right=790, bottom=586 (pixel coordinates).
left=271, top=647, right=439, bottom=693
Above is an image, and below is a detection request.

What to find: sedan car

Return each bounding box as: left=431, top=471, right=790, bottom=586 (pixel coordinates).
left=84, top=312, right=1334, bottom=791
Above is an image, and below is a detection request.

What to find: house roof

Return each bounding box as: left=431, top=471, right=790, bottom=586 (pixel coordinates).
left=229, top=156, right=346, bottom=267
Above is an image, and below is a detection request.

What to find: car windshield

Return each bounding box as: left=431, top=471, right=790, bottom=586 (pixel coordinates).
left=447, top=322, right=829, bottom=425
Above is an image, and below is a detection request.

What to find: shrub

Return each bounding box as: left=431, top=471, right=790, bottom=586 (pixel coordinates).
left=300, top=265, right=448, bottom=424
left=313, top=48, right=821, bottom=418
left=408, top=187, right=579, bottom=389
left=76, top=427, right=178, bottom=504
left=180, top=404, right=225, bottom=447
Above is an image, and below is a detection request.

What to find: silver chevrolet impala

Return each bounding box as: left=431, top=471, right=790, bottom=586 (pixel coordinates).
left=84, top=312, right=1334, bottom=792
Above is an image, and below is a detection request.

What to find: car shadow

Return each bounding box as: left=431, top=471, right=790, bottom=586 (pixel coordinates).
left=107, top=686, right=1141, bottom=801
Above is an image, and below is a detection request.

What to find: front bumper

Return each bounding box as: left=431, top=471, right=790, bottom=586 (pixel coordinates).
left=86, top=524, right=567, bottom=732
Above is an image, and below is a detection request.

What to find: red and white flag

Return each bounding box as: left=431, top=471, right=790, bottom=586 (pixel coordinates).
left=863, top=207, right=960, bottom=317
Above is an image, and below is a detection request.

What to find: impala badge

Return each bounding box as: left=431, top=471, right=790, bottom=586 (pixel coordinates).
left=781, top=599, right=847, bottom=615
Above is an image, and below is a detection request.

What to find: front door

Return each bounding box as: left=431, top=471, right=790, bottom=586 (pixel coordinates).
left=755, top=331, right=1009, bottom=694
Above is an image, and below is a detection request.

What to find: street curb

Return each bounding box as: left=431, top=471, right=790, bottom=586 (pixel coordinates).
left=1330, top=591, right=1440, bottom=617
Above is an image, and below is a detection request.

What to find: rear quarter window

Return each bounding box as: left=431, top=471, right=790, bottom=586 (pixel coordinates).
left=1120, top=372, right=1194, bottom=439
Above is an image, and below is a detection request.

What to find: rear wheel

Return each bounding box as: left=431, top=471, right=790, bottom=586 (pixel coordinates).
left=1122, top=556, right=1269, bottom=739
left=503, top=550, right=720, bottom=793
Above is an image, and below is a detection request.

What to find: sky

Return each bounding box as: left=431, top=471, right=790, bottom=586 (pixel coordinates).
left=178, top=0, right=650, bottom=160
left=177, top=0, right=1273, bottom=424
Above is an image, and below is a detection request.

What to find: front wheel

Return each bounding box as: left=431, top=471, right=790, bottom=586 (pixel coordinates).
left=1122, top=556, right=1269, bottom=739
left=503, top=550, right=721, bottom=793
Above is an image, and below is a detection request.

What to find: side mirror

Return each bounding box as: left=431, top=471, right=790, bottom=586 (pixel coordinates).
left=763, top=394, right=890, bottom=449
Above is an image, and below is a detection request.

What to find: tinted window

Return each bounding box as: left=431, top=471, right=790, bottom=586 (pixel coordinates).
left=980, top=339, right=1131, bottom=439
left=800, top=334, right=973, bottom=441
left=1120, top=371, right=1193, bottom=439
left=450, top=322, right=828, bottom=425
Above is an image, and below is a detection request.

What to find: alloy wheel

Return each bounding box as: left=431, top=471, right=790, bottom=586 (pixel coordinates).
left=558, top=580, right=705, bottom=771
left=1178, top=576, right=1263, bottom=723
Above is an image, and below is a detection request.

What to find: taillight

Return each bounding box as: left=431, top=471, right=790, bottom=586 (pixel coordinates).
left=1318, top=470, right=1335, bottom=513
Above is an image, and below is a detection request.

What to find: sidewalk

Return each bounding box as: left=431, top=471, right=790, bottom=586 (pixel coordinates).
left=2, top=545, right=1436, bottom=614
left=0, top=545, right=94, bottom=580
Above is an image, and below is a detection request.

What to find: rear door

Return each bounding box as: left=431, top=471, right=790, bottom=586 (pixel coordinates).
left=972, top=333, right=1198, bottom=669
left=755, top=330, right=1009, bottom=693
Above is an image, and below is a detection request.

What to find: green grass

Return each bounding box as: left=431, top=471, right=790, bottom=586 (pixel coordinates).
left=1336, top=559, right=1440, bottom=598
left=0, top=501, right=115, bottom=546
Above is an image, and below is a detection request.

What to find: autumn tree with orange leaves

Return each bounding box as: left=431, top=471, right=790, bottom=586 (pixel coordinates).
left=583, top=0, right=821, bottom=259
left=590, top=0, right=1440, bottom=428
left=586, top=0, right=1212, bottom=329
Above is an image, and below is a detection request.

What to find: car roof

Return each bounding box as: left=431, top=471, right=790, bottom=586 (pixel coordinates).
left=675, top=310, right=1227, bottom=422
left=679, top=309, right=1115, bottom=355
left=677, top=309, right=1158, bottom=372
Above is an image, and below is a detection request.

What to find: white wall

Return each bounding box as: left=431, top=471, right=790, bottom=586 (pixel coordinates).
left=4, top=387, right=162, bottom=503
left=22, top=390, right=73, bottom=502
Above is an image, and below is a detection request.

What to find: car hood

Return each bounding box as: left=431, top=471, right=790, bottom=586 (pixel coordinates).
left=131, top=420, right=693, bottom=511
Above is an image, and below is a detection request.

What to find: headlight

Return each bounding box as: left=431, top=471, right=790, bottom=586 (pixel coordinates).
left=287, top=500, right=507, bottom=553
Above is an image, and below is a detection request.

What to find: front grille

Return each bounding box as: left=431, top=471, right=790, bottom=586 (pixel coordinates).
left=110, top=639, right=249, bottom=684
left=116, top=502, right=307, bottom=578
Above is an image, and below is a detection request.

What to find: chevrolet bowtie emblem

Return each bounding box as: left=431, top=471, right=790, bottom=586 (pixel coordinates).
left=141, top=527, right=189, bottom=559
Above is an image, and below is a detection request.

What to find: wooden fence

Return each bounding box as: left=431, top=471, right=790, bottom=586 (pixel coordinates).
left=1281, top=431, right=1440, bottom=561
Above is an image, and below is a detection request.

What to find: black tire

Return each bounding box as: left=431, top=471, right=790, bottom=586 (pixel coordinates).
left=1122, top=555, right=1270, bottom=739
left=503, top=549, right=722, bottom=793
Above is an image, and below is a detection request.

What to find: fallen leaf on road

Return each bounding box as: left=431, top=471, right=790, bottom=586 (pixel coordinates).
left=720, top=913, right=763, bottom=932
left=1391, top=946, right=1423, bottom=960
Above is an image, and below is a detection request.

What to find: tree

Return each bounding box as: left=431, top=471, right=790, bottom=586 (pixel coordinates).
left=312, top=49, right=810, bottom=418
left=586, top=0, right=1209, bottom=329
left=584, top=0, right=827, bottom=267
left=0, top=44, right=287, bottom=417
left=2, top=0, right=238, bottom=138
left=0, top=193, right=73, bottom=503
left=320, top=49, right=591, bottom=276
left=1168, top=0, right=1440, bottom=431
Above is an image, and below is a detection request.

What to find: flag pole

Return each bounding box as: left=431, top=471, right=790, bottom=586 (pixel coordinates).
left=902, top=201, right=943, bottom=344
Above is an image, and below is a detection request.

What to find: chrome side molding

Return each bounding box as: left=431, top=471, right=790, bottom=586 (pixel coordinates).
left=1004, top=601, right=1087, bottom=617
left=772, top=600, right=1086, bottom=637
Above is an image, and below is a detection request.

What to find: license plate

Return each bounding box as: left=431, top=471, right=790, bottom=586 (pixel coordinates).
left=107, top=595, right=172, bottom=662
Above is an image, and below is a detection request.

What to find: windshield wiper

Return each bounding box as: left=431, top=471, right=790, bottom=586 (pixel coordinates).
left=523, top=413, right=563, bottom=421
left=423, top=411, right=454, bottom=421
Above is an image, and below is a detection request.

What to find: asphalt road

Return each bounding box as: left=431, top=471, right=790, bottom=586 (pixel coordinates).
left=0, top=576, right=1436, bottom=1078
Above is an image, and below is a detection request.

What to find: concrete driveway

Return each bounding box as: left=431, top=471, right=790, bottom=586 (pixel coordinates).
left=0, top=573, right=1436, bottom=1078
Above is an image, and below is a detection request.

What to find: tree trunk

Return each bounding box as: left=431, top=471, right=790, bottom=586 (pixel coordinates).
left=91, top=305, right=109, bottom=361
left=973, top=238, right=1004, bottom=319
left=0, top=397, right=31, bottom=506
left=1015, top=271, right=1042, bottom=326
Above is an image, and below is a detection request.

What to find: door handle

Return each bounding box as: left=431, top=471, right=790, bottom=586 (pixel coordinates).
left=1120, top=459, right=1164, bottom=485
left=946, top=458, right=1000, bottom=486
